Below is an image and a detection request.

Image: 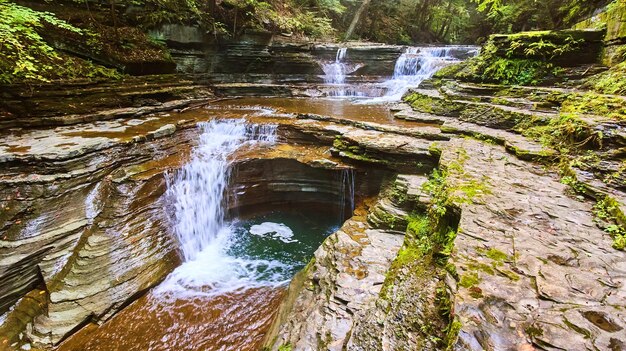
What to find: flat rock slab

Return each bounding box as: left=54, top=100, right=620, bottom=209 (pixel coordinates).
left=0, top=114, right=188, bottom=163
left=395, top=103, right=555, bottom=161
left=441, top=138, right=626, bottom=351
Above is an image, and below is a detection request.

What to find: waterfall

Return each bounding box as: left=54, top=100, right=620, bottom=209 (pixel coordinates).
left=381, top=46, right=464, bottom=100
left=166, top=120, right=276, bottom=261
left=156, top=119, right=286, bottom=298
left=321, top=48, right=363, bottom=97
left=339, top=168, right=355, bottom=220
left=322, top=48, right=348, bottom=85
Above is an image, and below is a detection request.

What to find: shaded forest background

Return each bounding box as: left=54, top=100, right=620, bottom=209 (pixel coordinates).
left=0, top=0, right=616, bottom=83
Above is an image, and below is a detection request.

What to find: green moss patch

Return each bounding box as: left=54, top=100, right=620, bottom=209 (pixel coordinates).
left=436, top=30, right=600, bottom=86
left=560, top=92, right=626, bottom=120
left=593, top=196, right=626, bottom=250
left=459, top=272, right=480, bottom=288
left=585, top=61, right=626, bottom=95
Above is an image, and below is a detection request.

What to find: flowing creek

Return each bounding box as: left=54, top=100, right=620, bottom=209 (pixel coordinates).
left=54, top=45, right=477, bottom=351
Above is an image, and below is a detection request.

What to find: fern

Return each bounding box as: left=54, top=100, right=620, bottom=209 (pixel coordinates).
left=0, top=0, right=82, bottom=83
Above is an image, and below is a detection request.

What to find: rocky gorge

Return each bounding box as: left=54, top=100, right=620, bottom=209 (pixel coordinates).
left=1, top=6, right=626, bottom=351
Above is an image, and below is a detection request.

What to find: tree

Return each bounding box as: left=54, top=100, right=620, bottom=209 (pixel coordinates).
left=344, top=0, right=371, bottom=40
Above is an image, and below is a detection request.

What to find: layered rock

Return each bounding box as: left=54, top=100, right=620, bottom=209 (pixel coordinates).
left=436, top=29, right=607, bottom=87
left=0, top=116, right=201, bottom=346
left=0, top=75, right=213, bottom=129
left=575, top=2, right=626, bottom=66
left=262, top=42, right=626, bottom=349
left=264, top=202, right=406, bottom=350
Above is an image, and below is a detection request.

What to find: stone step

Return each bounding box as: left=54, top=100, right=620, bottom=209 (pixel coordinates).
left=394, top=101, right=556, bottom=161
left=403, top=88, right=626, bottom=151
left=367, top=197, right=409, bottom=231
left=439, top=83, right=561, bottom=113
left=405, top=89, right=555, bottom=130
left=330, top=128, right=439, bottom=173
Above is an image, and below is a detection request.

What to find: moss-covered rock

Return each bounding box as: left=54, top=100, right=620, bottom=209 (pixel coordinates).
left=585, top=60, right=626, bottom=95
left=436, top=29, right=604, bottom=86
left=403, top=91, right=464, bottom=116
left=574, top=1, right=626, bottom=65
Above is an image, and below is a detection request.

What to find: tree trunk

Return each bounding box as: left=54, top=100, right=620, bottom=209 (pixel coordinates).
left=416, top=0, right=433, bottom=31
left=436, top=0, right=454, bottom=40
left=344, top=0, right=372, bottom=41
left=208, top=0, right=216, bottom=17
left=110, top=0, right=119, bottom=40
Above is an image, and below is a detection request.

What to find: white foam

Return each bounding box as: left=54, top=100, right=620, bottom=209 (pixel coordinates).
left=85, top=182, right=102, bottom=223
left=320, top=48, right=364, bottom=97
left=154, top=225, right=291, bottom=300
left=249, top=222, right=297, bottom=243
left=155, top=119, right=283, bottom=300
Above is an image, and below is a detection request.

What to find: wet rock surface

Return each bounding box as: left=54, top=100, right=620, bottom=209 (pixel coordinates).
left=0, top=75, right=214, bottom=129
left=2, top=59, right=626, bottom=351
left=264, top=204, right=406, bottom=351
left=262, top=81, right=626, bottom=350
left=0, top=115, right=199, bottom=345
left=442, top=138, right=625, bottom=351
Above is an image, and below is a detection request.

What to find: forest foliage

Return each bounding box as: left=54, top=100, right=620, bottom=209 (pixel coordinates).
left=120, top=0, right=611, bottom=43
left=0, top=0, right=615, bottom=83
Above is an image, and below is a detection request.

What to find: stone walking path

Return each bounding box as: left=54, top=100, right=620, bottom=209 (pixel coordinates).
left=441, top=138, right=626, bottom=351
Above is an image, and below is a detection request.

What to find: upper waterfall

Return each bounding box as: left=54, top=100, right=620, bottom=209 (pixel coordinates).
left=321, top=47, right=348, bottom=85
left=321, top=48, right=364, bottom=97
left=319, top=45, right=478, bottom=101
left=379, top=46, right=476, bottom=101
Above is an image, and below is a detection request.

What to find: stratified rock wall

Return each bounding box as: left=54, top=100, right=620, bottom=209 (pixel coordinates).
left=0, top=123, right=197, bottom=345
left=575, top=2, right=626, bottom=65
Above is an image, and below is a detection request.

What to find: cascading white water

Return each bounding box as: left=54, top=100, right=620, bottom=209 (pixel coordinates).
left=155, top=119, right=287, bottom=298
left=321, top=48, right=364, bottom=97
left=322, top=48, right=348, bottom=85
left=381, top=46, right=463, bottom=100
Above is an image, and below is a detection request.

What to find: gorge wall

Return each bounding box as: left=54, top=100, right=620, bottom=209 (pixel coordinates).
left=1, top=27, right=625, bottom=351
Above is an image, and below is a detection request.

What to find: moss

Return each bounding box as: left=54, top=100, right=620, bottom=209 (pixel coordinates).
left=467, top=262, right=495, bottom=275
left=586, top=61, right=626, bottom=95
left=444, top=30, right=594, bottom=86
left=485, top=248, right=508, bottom=262
left=593, top=196, right=626, bottom=251
left=505, top=143, right=556, bottom=162
left=522, top=113, right=602, bottom=153
left=379, top=239, right=432, bottom=303
left=525, top=325, right=544, bottom=338
left=445, top=318, right=462, bottom=350
left=407, top=214, right=432, bottom=238
left=433, top=63, right=465, bottom=79
left=450, top=52, right=562, bottom=86
left=380, top=170, right=465, bottom=347
left=403, top=92, right=464, bottom=116
left=390, top=185, right=408, bottom=206
left=458, top=272, right=480, bottom=288
left=563, top=317, right=593, bottom=339
left=499, top=269, right=521, bottom=281
left=560, top=92, right=626, bottom=120
left=428, top=142, right=443, bottom=157
left=374, top=208, right=406, bottom=230
left=278, top=344, right=292, bottom=351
